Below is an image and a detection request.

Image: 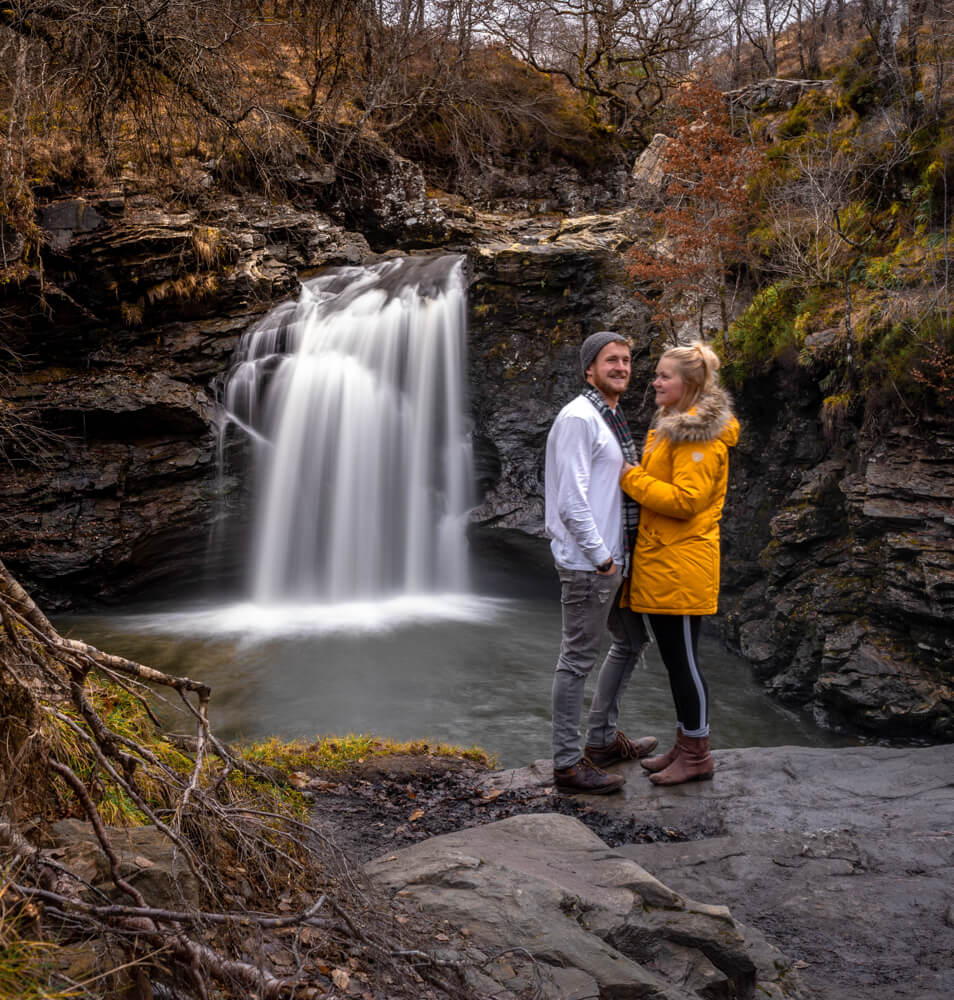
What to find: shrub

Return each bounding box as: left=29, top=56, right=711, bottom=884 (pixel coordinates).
left=835, top=39, right=881, bottom=117
left=777, top=108, right=811, bottom=140
left=724, top=281, right=804, bottom=377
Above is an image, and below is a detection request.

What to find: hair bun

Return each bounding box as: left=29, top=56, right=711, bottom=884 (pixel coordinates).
left=690, top=340, right=720, bottom=373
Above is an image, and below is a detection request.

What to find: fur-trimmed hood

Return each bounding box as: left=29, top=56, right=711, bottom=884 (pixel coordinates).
left=651, top=385, right=738, bottom=446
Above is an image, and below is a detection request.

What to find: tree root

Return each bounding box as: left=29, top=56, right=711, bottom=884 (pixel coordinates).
left=0, top=558, right=475, bottom=999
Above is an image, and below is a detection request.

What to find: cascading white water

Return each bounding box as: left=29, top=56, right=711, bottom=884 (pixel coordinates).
left=221, top=254, right=473, bottom=604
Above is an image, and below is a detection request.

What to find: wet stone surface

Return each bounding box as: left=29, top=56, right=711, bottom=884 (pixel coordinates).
left=309, top=746, right=954, bottom=1000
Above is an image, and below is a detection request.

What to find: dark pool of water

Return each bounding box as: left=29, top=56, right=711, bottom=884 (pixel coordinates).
left=58, top=579, right=855, bottom=768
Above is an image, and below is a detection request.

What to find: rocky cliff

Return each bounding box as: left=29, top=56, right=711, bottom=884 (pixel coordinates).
left=466, top=214, right=652, bottom=538
left=723, top=355, right=954, bottom=741
left=0, top=192, right=369, bottom=607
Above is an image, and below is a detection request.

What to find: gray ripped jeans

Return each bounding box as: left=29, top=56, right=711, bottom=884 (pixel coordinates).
left=552, top=566, right=649, bottom=769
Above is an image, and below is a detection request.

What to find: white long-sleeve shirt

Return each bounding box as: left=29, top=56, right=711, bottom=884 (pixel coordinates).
left=544, top=394, right=624, bottom=571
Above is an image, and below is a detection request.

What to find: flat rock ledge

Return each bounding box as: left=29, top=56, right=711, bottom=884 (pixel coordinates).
left=464, top=744, right=954, bottom=1000
left=365, top=745, right=954, bottom=1000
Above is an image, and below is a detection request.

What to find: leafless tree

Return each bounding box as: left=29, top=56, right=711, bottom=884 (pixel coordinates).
left=724, top=0, right=795, bottom=77
left=919, top=0, right=954, bottom=118
left=481, top=0, right=718, bottom=144
left=793, top=0, right=826, bottom=77
left=860, top=0, right=909, bottom=93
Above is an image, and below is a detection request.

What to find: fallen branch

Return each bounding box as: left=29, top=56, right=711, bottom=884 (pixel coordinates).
left=0, top=557, right=474, bottom=999
left=15, top=883, right=333, bottom=931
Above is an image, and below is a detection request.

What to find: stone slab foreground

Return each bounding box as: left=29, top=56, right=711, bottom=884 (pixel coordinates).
left=366, top=811, right=799, bottom=1000
left=479, top=744, right=954, bottom=1000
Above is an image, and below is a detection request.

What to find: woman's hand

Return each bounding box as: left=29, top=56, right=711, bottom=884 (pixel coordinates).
left=621, top=461, right=635, bottom=478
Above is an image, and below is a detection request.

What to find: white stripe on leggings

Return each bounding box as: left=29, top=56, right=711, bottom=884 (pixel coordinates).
left=682, top=615, right=709, bottom=738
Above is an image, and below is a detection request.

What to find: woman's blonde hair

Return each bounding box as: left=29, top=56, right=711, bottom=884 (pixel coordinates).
left=660, top=340, right=721, bottom=412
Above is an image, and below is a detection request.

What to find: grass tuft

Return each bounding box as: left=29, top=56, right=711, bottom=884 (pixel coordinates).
left=242, top=734, right=495, bottom=774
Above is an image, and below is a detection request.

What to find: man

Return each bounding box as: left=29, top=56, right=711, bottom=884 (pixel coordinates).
left=544, top=331, right=656, bottom=794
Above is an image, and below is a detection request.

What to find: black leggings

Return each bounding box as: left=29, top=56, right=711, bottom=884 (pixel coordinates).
left=647, top=614, right=709, bottom=737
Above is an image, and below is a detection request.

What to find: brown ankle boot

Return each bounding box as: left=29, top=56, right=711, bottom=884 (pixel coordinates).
left=639, top=731, right=680, bottom=773
left=585, top=731, right=658, bottom=767
left=553, top=757, right=625, bottom=795
left=649, top=733, right=713, bottom=786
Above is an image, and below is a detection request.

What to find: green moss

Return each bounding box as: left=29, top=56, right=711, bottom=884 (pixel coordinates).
left=45, top=678, right=199, bottom=826
left=821, top=392, right=855, bottom=435
left=907, top=127, right=954, bottom=227
left=851, top=310, right=954, bottom=413
left=777, top=108, right=811, bottom=140
left=241, top=734, right=494, bottom=774
left=44, top=674, right=315, bottom=828
left=723, top=281, right=804, bottom=382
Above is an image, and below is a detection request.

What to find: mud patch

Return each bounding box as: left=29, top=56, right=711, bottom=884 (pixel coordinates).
left=306, top=757, right=717, bottom=863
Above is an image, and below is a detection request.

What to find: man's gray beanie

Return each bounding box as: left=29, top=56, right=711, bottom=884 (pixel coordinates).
left=580, top=330, right=626, bottom=375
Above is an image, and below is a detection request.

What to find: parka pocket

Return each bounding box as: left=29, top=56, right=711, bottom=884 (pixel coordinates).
left=643, top=517, right=697, bottom=548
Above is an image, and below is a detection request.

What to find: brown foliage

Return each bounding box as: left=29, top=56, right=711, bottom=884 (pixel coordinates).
left=384, top=44, right=620, bottom=190
left=912, top=343, right=954, bottom=405
left=628, top=82, right=764, bottom=342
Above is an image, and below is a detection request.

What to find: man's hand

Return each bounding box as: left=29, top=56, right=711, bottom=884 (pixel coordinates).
left=596, top=559, right=616, bottom=575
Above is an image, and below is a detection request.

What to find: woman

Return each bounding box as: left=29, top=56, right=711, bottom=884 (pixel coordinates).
left=620, top=341, right=739, bottom=785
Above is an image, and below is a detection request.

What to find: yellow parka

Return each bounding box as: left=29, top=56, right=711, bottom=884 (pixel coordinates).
left=620, top=386, right=739, bottom=616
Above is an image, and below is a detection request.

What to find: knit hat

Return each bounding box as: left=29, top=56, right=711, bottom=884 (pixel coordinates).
left=580, top=331, right=627, bottom=375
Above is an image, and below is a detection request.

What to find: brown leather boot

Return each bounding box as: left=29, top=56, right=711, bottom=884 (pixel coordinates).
left=553, top=757, right=625, bottom=795
left=585, top=730, right=658, bottom=767
left=649, top=733, right=713, bottom=786
left=639, top=730, right=680, bottom=773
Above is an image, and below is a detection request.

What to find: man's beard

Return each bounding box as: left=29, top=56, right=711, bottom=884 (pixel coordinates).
left=590, top=371, right=630, bottom=398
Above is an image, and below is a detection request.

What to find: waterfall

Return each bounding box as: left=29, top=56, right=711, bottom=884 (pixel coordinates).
left=221, top=254, right=473, bottom=604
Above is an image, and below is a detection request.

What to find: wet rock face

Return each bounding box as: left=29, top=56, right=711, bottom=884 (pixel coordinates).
left=467, top=163, right=636, bottom=217
left=465, top=214, right=654, bottom=541
left=317, top=142, right=451, bottom=250
left=723, top=364, right=954, bottom=740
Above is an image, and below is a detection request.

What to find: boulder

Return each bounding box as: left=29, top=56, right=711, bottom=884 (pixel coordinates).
left=38, top=198, right=107, bottom=251
left=366, top=811, right=799, bottom=999
left=46, top=818, right=200, bottom=910
left=725, top=79, right=833, bottom=113
left=631, top=134, right=671, bottom=196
